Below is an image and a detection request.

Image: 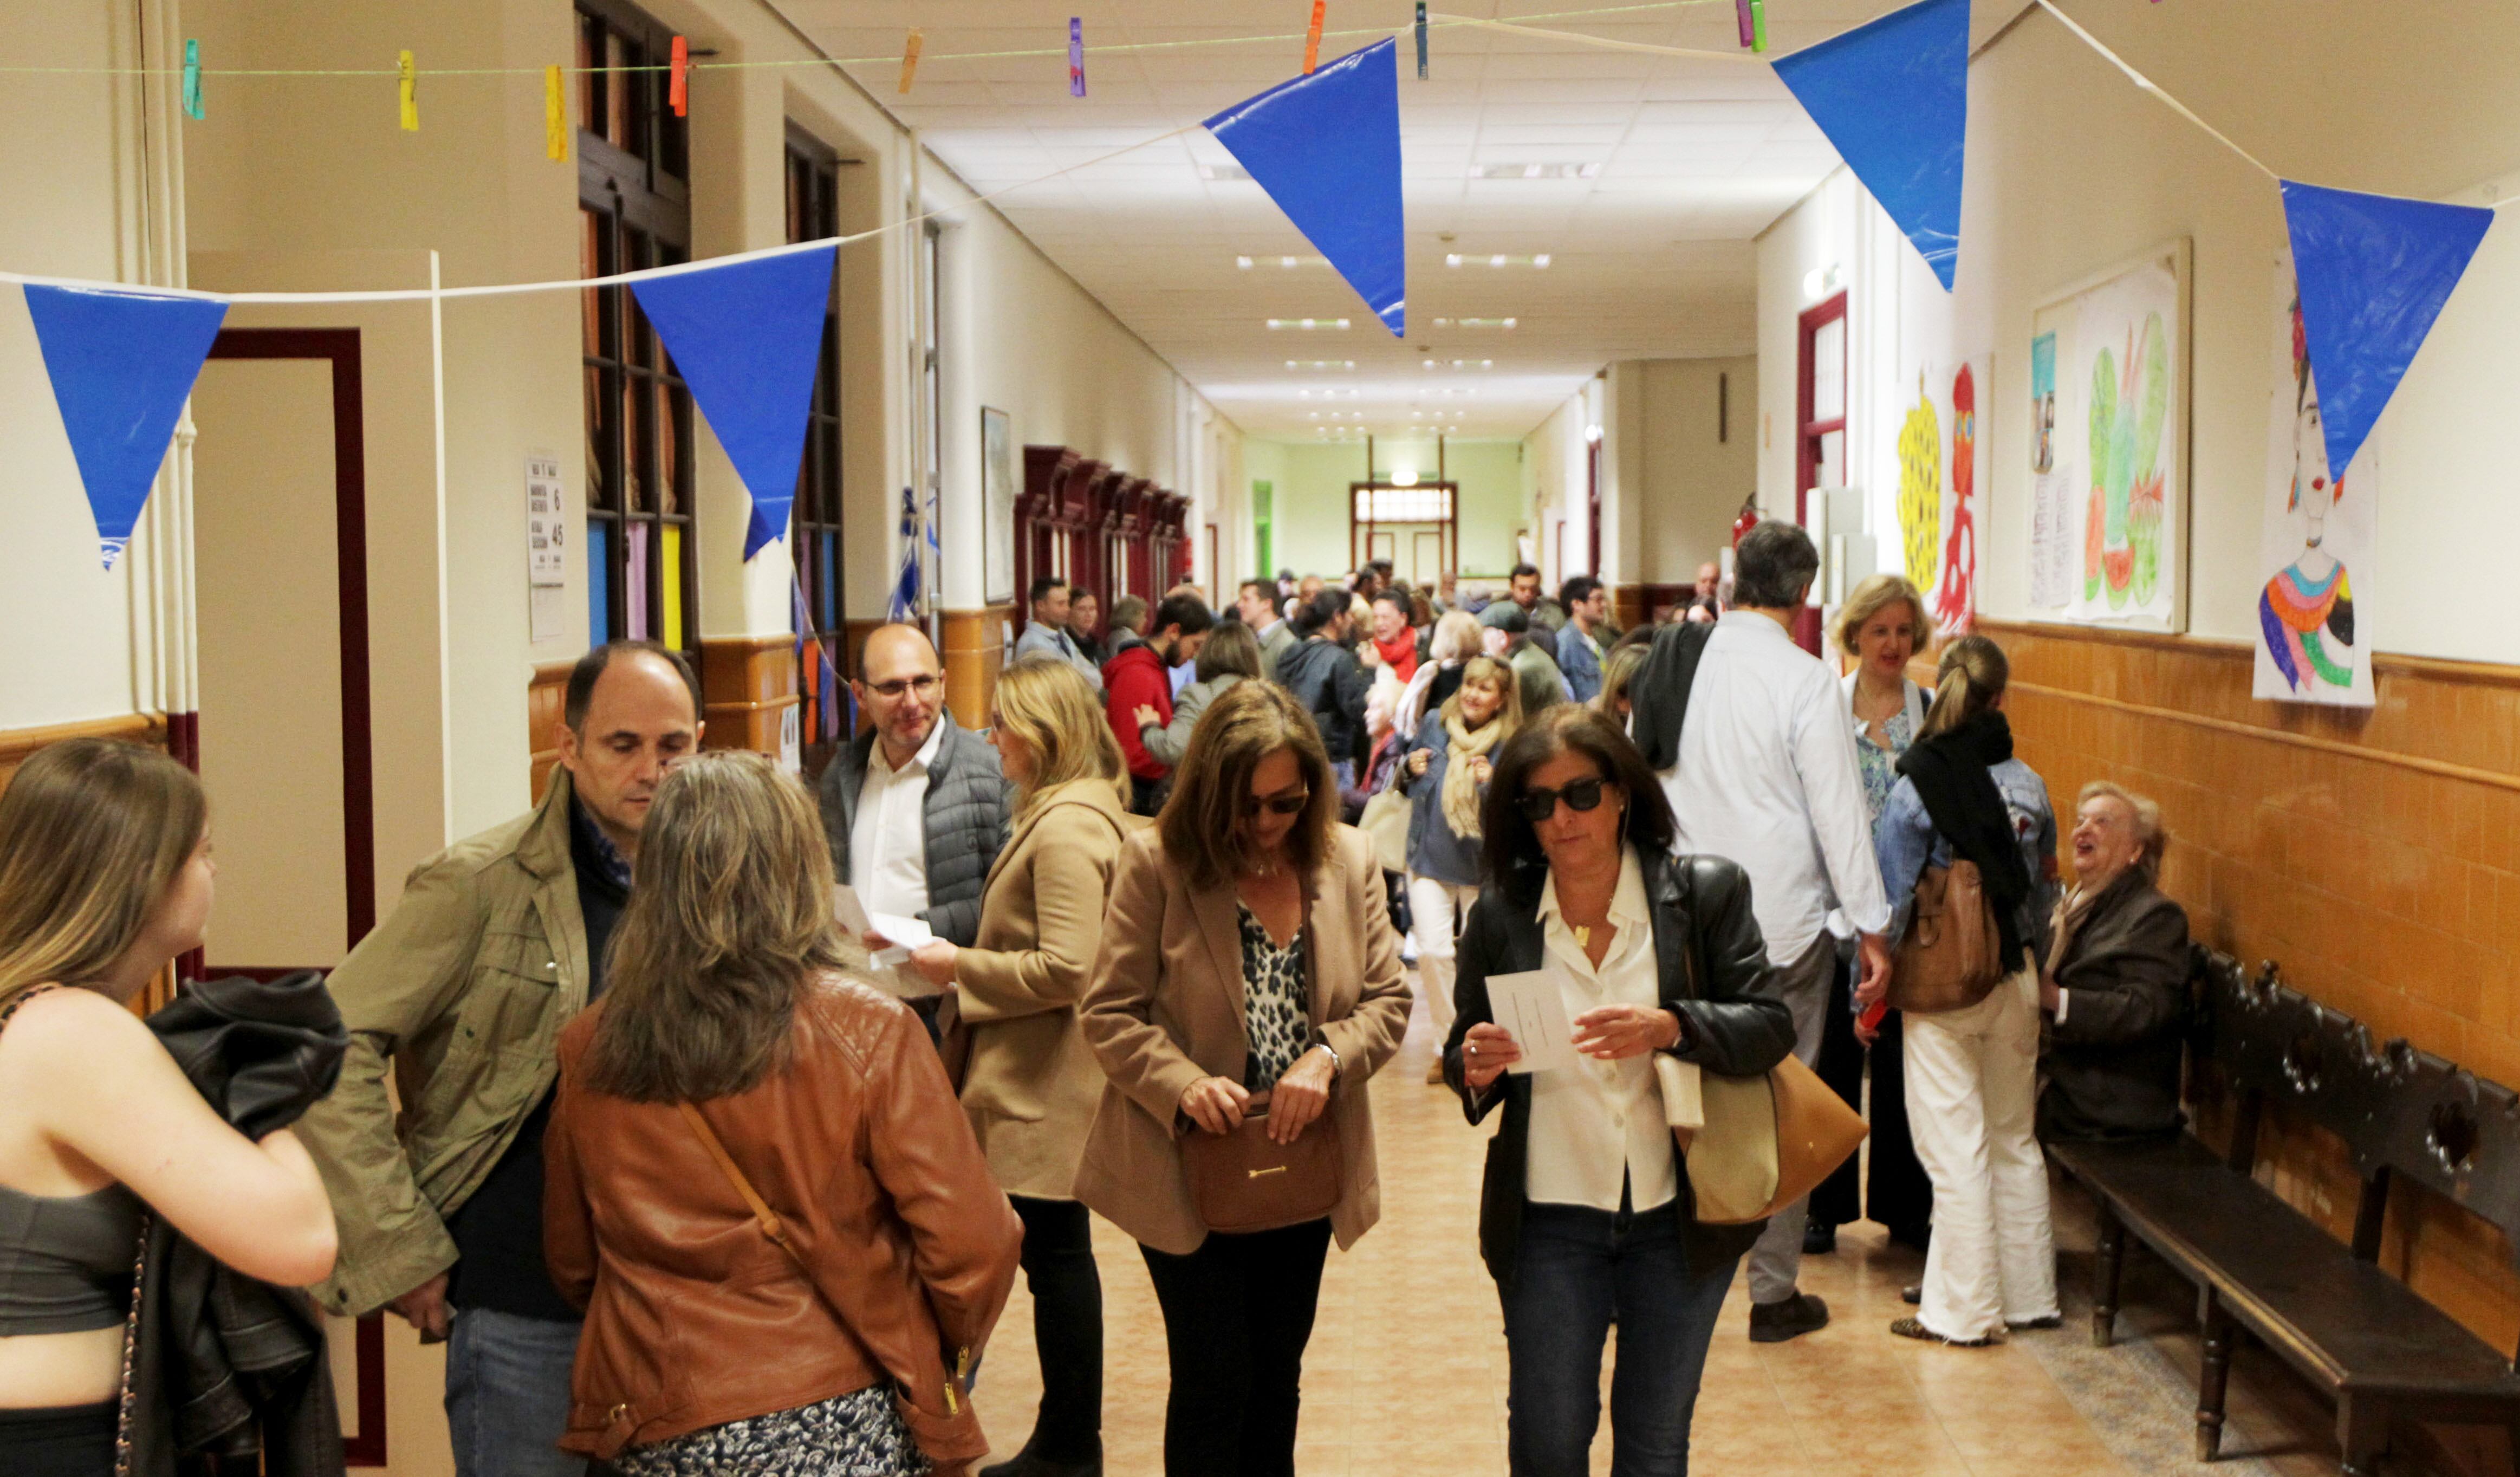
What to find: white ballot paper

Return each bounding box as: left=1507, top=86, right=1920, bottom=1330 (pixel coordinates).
left=829, top=886, right=939, bottom=997
left=1483, top=969, right=1577, bottom=1074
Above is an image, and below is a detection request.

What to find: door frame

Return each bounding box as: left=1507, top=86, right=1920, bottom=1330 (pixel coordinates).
left=197, top=327, right=386, bottom=1466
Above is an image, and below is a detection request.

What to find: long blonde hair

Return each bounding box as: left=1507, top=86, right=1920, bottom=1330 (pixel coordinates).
left=1917, top=633, right=2009, bottom=741
left=582, top=751, right=848, bottom=1102
left=1428, top=610, right=1482, bottom=665
left=992, top=655, right=1129, bottom=812
left=0, top=740, right=206, bottom=1011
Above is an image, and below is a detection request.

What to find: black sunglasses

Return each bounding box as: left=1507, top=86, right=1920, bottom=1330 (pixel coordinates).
left=1516, top=776, right=1610, bottom=824
left=1243, top=787, right=1311, bottom=818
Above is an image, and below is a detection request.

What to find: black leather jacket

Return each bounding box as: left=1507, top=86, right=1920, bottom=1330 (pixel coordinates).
left=132, top=971, right=350, bottom=1477
left=1442, top=851, right=1796, bottom=1288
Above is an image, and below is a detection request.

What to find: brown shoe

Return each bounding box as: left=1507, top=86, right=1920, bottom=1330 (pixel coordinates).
left=1749, top=1292, right=1829, bottom=1343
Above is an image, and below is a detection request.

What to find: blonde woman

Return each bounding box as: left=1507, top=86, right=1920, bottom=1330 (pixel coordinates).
left=545, top=751, right=1021, bottom=1476
left=1595, top=638, right=1650, bottom=723
left=0, top=741, right=336, bottom=1477
left=1400, top=655, right=1522, bottom=1072
left=1075, top=682, right=1411, bottom=1477
left=1395, top=608, right=1483, bottom=738
left=1834, top=574, right=1936, bottom=818
left=906, top=657, right=1136, bottom=1477
left=1865, top=635, right=2061, bottom=1346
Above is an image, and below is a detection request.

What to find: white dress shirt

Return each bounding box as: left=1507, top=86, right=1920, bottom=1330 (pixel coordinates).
left=850, top=719, right=945, bottom=923
left=1657, top=611, right=1889, bottom=964
left=1524, top=847, right=1679, bottom=1214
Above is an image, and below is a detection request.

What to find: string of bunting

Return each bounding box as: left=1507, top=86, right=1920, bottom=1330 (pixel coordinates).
left=8, top=0, right=2512, bottom=578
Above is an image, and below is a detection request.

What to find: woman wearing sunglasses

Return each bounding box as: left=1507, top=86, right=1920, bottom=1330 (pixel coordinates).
left=1075, top=681, right=1412, bottom=1477
left=1443, top=706, right=1796, bottom=1476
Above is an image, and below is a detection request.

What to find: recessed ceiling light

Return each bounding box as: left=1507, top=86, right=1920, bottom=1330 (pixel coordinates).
left=1468, top=162, right=1601, bottom=180
left=1239, top=253, right=1327, bottom=269
left=1200, top=163, right=1252, bottom=182
left=1267, top=318, right=1350, bottom=330
left=1443, top=252, right=1553, bottom=269
left=1309, top=412, right=1321, bottom=419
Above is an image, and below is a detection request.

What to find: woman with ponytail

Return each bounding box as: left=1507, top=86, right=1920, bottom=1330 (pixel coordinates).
left=1400, top=655, right=1523, bottom=1070
left=1862, top=635, right=2062, bottom=1346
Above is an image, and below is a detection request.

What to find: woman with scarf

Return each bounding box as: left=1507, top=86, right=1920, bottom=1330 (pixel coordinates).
left=1862, top=634, right=2061, bottom=1346
left=1400, top=655, right=1522, bottom=1079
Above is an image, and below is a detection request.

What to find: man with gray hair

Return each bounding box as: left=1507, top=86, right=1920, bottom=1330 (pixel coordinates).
left=1653, top=519, right=1891, bottom=1343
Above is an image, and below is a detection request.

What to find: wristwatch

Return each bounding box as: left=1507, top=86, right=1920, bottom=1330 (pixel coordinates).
left=1312, top=1034, right=1344, bottom=1078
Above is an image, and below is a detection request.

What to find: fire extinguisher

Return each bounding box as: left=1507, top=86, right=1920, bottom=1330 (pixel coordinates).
left=1731, top=497, right=1761, bottom=548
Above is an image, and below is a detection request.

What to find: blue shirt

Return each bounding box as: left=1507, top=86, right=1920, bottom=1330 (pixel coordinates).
left=1873, top=756, right=2058, bottom=958
left=1558, top=624, right=1603, bottom=704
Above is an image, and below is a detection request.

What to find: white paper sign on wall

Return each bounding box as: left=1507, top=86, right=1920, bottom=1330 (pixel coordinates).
left=527, top=453, right=567, bottom=588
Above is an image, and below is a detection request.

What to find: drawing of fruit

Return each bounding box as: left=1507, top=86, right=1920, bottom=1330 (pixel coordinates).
left=1897, top=379, right=1940, bottom=591
left=2085, top=311, right=2170, bottom=610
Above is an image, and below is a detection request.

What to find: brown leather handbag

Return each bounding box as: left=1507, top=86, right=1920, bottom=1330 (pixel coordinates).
left=1180, top=1096, right=1344, bottom=1234
left=1888, top=859, right=2005, bottom=1015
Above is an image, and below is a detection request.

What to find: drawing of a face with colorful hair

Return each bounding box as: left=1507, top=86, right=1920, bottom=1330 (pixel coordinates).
left=2260, top=295, right=2354, bottom=692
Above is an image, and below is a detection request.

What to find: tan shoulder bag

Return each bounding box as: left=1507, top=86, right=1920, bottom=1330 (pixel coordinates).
left=1887, top=858, right=2005, bottom=1015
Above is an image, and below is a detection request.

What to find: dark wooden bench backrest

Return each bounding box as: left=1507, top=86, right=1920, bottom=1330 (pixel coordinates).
left=2200, top=951, right=2520, bottom=1274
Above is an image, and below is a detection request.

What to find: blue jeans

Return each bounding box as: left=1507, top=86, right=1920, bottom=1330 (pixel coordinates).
left=1501, top=1202, right=1739, bottom=1477
left=446, top=1308, right=587, bottom=1477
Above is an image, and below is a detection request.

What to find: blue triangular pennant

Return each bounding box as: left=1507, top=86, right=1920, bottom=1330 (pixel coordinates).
left=1773, top=0, right=1968, bottom=290
left=23, top=284, right=229, bottom=569
left=2281, top=180, right=2493, bottom=481
left=1206, top=38, right=1406, bottom=336
left=630, top=245, right=835, bottom=560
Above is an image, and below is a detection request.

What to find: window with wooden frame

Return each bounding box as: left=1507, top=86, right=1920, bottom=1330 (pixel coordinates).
left=1795, top=291, right=1848, bottom=525
left=786, top=127, right=848, bottom=773
left=577, top=0, right=698, bottom=673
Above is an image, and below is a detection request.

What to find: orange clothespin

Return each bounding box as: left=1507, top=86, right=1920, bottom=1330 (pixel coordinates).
left=669, top=35, right=689, bottom=117
left=899, top=30, right=923, bottom=94
left=1303, top=0, right=1326, bottom=73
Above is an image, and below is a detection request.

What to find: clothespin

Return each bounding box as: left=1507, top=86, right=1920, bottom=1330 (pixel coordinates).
left=398, top=50, right=418, bottom=132
left=1068, top=18, right=1085, bottom=98
left=1735, top=0, right=1756, bottom=48
left=1303, top=0, right=1326, bottom=74
left=181, top=39, right=204, bottom=120
left=544, top=64, right=567, bottom=161
left=669, top=36, right=688, bottom=118
left=1750, top=0, right=1768, bottom=53
left=899, top=29, right=923, bottom=95
left=1415, top=2, right=1428, bottom=79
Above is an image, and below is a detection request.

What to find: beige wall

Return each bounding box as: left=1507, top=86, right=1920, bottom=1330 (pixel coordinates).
left=1757, top=2, right=2520, bottom=665
left=1524, top=356, right=1751, bottom=594
left=1244, top=437, right=1526, bottom=585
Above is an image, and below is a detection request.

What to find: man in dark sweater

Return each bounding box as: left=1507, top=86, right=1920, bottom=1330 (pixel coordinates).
left=298, top=640, right=702, bottom=1477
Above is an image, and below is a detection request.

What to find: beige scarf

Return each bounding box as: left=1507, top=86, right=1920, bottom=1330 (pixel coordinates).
left=1441, top=707, right=1503, bottom=840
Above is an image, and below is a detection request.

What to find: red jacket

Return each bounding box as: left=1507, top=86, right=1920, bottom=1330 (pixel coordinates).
left=1103, top=639, right=1173, bottom=781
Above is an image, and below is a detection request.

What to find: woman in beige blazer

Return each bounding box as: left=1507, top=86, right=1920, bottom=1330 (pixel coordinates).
left=905, top=656, right=1135, bottom=1477
left=1074, top=681, right=1412, bottom=1477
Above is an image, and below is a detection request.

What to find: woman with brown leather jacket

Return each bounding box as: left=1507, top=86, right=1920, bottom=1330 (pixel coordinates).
left=544, top=751, right=1021, bottom=1477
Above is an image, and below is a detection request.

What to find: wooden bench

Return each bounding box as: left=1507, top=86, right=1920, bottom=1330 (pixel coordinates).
left=2049, top=948, right=2520, bottom=1476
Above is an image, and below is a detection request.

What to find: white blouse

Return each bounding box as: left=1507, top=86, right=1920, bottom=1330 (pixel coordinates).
left=1524, top=846, right=1679, bottom=1214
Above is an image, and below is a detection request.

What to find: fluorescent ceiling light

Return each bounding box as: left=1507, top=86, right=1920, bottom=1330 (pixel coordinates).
left=1443, top=253, right=1551, bottom=269
left=1468, top=163, right=1601, bottom=179
left=1285, top=359, right=1356, bottom=370
left=1267, top=318, right=1350, bottom=330
left=1430, top=317, right=1515, bottom=329
left=1239, top=254, right=1327, bottom=269
left=1200, top=163, right=1252, bottom=181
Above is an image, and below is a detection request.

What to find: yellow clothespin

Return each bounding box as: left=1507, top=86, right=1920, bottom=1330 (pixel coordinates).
left=544, top=64, right=567, bottom=160
left=899, top=30, right=923, bottom=94
left=398, top=50, right=419, bottom=132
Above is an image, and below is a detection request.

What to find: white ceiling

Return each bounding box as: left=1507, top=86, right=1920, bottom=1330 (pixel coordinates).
left=772, top=1, right=1890, bottom=439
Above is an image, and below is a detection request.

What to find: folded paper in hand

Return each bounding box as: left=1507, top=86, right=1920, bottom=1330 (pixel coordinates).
left=1483, top=969, right=1576, bottom=1074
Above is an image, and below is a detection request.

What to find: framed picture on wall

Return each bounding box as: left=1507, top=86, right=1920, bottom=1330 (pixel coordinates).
left=2023, top=237, right=2193, bottom=633
left=982, top=406, right=1015, bottom=605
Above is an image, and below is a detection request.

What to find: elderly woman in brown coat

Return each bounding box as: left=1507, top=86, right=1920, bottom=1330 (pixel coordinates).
left=1075, top=681, right=1413, bottom=1477
left=2038, top=781, right=2192, bottom=1143
left=905, top=656, right=1138, bottom=1477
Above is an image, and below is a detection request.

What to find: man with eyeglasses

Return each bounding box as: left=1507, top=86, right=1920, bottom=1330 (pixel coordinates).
left=816, top=623, right=1011, bottom=952
left=297, top=639, right=702, bottom=1477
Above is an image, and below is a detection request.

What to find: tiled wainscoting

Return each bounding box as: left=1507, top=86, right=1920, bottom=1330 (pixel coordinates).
left=1989, top=619, right=2520, bottom=1470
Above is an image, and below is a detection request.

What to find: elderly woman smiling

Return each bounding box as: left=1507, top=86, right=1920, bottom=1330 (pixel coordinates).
left=2038, top=781, right=2192, bottom=1145
left=1443, top=705, right=1795, bottom=1476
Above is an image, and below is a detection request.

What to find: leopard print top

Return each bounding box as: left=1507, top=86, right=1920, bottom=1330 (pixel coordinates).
left=1236, top=905, right=1311, bottom=1092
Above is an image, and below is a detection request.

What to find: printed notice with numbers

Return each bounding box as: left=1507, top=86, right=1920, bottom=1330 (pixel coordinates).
left=526, top=453, right=567, bottom=587
left=1483, top=969, right=1576, bottom=1074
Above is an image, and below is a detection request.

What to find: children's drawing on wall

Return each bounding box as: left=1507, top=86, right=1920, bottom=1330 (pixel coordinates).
left=1932, top=361, right=1977, bottom=633
left=2025, top=241, right=2189, bottom=631
left=2254, top=255, right=2375, bottom=707
left=1896, top=372, right=1941, bottom=592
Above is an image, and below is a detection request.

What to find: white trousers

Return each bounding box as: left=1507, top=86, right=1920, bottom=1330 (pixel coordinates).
left=1407, top=874, right=1481, bottom=1039
left=1902, top=970, right=2058, bottom=1342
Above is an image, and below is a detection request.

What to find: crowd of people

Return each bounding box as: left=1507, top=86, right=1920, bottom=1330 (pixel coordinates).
left=0, top=527, right=2199, bottom=1477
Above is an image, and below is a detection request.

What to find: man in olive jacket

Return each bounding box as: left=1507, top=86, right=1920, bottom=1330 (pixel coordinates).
left=295, top=641, right=702, bottom=1477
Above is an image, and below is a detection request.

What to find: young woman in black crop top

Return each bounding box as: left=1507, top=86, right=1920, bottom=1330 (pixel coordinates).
left=0, top=740, right=337, bottom=1476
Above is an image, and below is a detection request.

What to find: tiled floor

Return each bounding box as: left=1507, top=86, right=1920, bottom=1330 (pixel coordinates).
left=970, top=996, right=2357, bottom=1475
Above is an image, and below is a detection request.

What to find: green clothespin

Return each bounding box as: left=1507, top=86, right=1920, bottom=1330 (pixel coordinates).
left=181, top=39, right=204, bottom=120
left=1749, top=0, right=1768, bottom=54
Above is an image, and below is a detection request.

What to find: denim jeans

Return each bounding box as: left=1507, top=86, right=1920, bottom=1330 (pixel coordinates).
left=1502, top=1202, right=1739, bottom=1477
left=445, top=1307, right=587, bottom=1477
